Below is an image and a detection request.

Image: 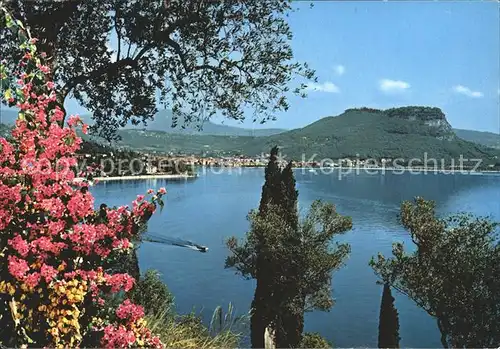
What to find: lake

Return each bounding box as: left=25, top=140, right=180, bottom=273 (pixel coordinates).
left=91, top=168, right=500, bottom=347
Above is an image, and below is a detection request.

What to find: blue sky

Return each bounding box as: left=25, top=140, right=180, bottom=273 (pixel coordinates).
left=63, top=1, right=499, bottom=133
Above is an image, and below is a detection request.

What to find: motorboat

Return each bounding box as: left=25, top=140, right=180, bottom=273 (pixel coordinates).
left=194, top=244, right=209, bottom=253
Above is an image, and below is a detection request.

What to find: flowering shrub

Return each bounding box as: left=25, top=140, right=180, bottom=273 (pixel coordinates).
left=0, top=9, right=165, bottom=348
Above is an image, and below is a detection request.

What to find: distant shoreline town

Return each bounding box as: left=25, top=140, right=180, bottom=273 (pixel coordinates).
left=76, top=150, right=500, bottom=180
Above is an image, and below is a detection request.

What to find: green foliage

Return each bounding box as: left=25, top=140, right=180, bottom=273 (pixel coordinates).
left=378, top=284, right=400, bottom=348
left=122, top=269, right=243, bottom=348
left=1, top=1, right=314, bottom=140
left=299, top=332, right=333, bottom=348
left=104, top=129, right=258, bottom=157
left=258, top=146, right=298, bottom=228
left=146, top=304, right=245, bottom=349
left=384, top=106, right=446, bottom=122
left=130, top=270, right=174, bottom=317
left=370, top=197, right=500, bottom=348
left=226, top=150, right=352, bottom=348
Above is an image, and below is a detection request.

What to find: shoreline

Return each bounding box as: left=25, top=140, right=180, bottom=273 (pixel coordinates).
left=71, top=168, right=500, bottom=183
left=292, top=167, right=500, bottom=174
left=198, top=165, right=500, bottom=174
left=75, top=174, right=198, bottom=182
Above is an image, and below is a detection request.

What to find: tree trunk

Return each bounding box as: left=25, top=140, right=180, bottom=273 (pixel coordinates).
left=251, top=252, right=274, bottom=348
left=251, top=282, right=268, bottom=348
left=275, top=295, right=304, bottom=348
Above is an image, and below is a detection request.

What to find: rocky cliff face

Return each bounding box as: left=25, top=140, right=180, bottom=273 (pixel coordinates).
left=425, top=119, right=454, bottom=140
left=384, top=106, right=446, bottom=121
left=384, top=106, right=454, bottom=140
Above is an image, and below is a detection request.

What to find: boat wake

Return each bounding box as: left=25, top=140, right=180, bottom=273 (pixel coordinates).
left=143, top=233, right=209, bottom=253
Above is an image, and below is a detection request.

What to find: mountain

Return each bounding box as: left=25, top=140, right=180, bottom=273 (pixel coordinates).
left=453, top=129, right=500, bottom=149
left=108, top=107, right=499, bottom=165
left=255, top=107, right=476, bottom=160
left=0, top=108, right=285, bottom=136
left=0, top=123, right=11, bottom=138
left=124, top=109, right=286, bottom=136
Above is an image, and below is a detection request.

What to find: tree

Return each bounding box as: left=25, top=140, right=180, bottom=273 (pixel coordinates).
left=252, top=145, right=285, bottom=348
left=226, top=148, right=352, bottom=348
left=279, top=160, right=299, bottom=230
left=370, top=197, right=500, bottom=348
left=130, top=270, right=174, bottom=317
left=258, top=146, right=287, bottom=220
left=269, top=200, right=351, bottom=348
left=0, top=11, right=165, bottom=347
left=378, top=283, right=400, bottom=348
left=1, top=0, right=315, bottom=140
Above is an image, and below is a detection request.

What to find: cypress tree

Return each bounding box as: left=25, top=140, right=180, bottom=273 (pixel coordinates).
left=274, top=160, right=302, bottom=348
left=378, top=283, right=400, bottom=348
left=252, top=145, right=283, bottom=348
left=258, top=146, right=283, bottom=217
left=280, top=160, right=299, bottom=230
left=226, top=147, right=352, bottom=348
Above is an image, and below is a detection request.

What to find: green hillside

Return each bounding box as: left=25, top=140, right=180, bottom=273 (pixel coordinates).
left=453, top=128, right=500, bottom=149
left=257, top=107, right=496, bottom=161
left=110, top=129, right=257, bottom=157
left=105, top=107, right=500, bottom=166
left=0, top=123, right=11, bottom=138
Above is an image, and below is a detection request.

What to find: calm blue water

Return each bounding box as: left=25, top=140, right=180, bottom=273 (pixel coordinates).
left=91, top=169, right=500, bottom=347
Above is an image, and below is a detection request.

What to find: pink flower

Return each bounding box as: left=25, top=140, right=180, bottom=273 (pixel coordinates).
left=106, top=273, right=135, bottom=293
left=0, top=30, right=165, bottom=346
left=25, top=272, right=41, bottom=288
left=158, top=187, right=167, bottom=195
left=8, top=235, right=29, bottom=257
left=8, top=255, right=30, bottom=280
left=37, top=64, right=50, bottom=74
left=102, top=325, right=137, bottom=347
left=147, top=189, right=154, bottom=194
left=67, top=115, right=82, bottom=127
left=116, top=299, right=145, bottom=322
left=40, top=264, right=58, bottom=282
left=49, top=107, right=64, bottom=123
